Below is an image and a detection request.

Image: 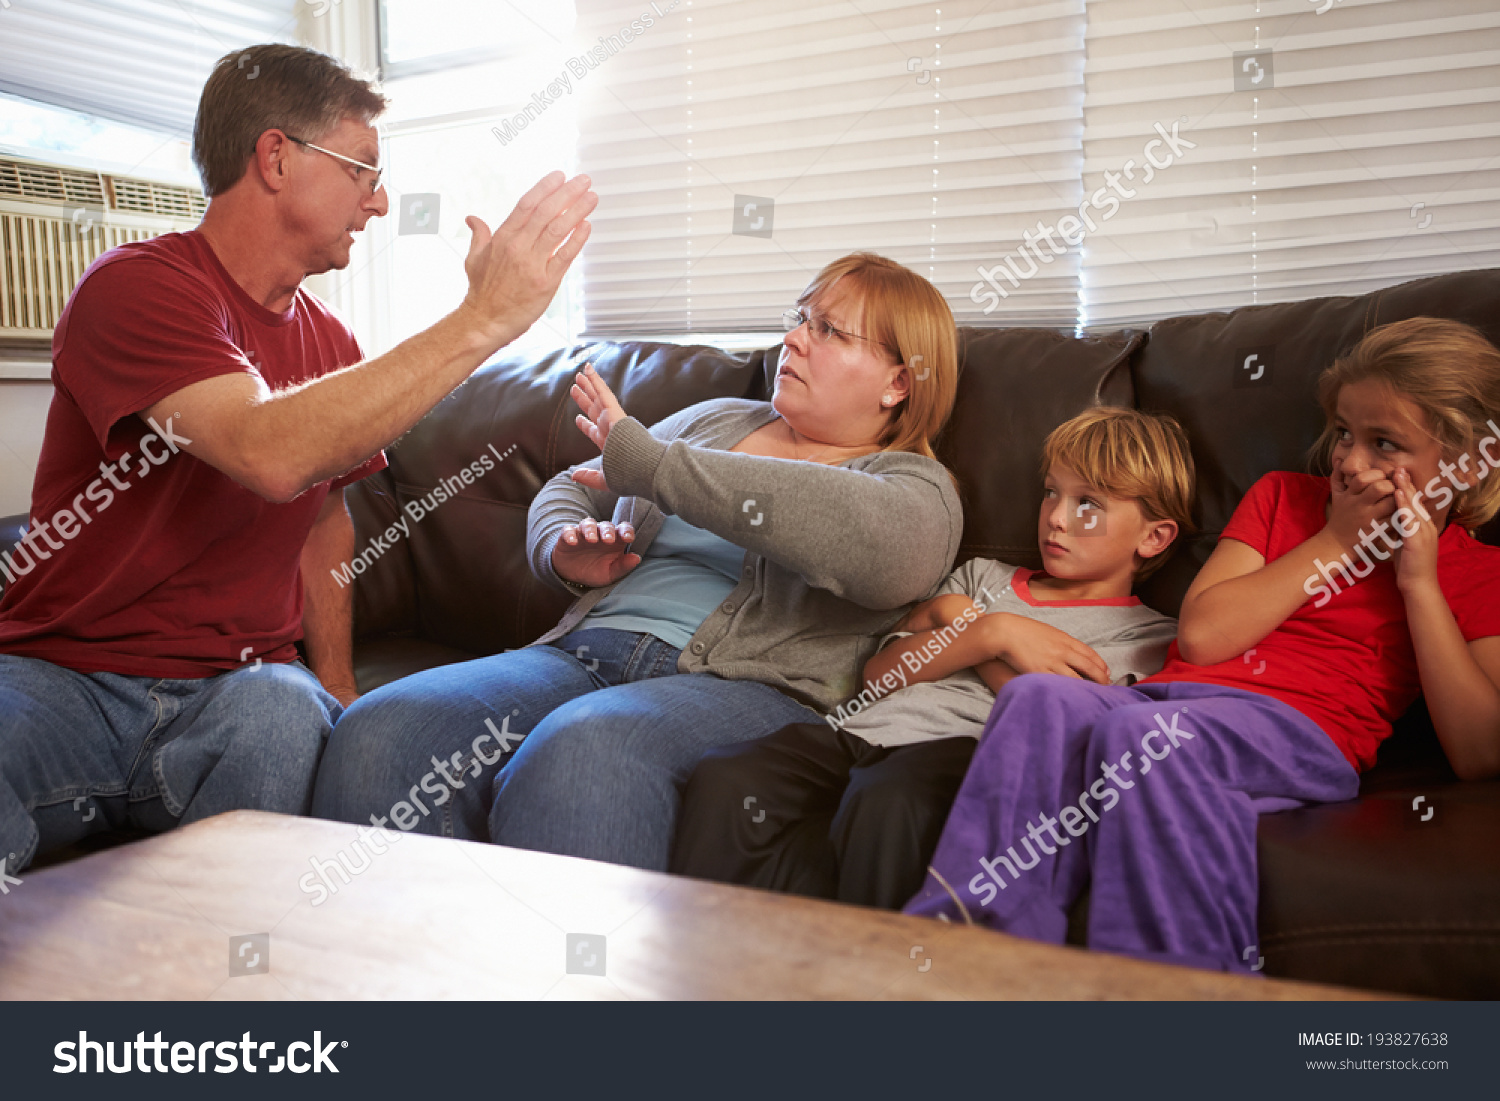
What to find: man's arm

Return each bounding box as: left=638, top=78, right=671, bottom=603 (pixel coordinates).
left=299, top=488, right=359, bottom=707
left=144, top=173, right=596, bottom=504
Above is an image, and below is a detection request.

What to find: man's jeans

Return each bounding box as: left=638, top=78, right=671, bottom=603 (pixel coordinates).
left=313, top=627, right=821, bottom=871
left=0, top=653, right=341, bottom=872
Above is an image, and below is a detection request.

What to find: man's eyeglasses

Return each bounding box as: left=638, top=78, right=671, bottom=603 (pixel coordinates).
left=285, top=135, right=383, bottom=194
left=782, top=306, right=896, bottom=357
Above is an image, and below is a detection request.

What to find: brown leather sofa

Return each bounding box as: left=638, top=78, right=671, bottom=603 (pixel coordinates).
left=4, top=268, right=1497, bottom=998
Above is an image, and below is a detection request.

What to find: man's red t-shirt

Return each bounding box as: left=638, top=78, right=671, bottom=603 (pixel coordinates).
left=0, top=230, right=385, bottom=678
left=1147, top=471, right=1500, bottom=771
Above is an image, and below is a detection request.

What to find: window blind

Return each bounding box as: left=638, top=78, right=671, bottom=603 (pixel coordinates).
left=1079, top=0, right=1500, bottom=327
left=0, top=0, right=302, bottom=138
left=574, top=0, right=1088, bottom=335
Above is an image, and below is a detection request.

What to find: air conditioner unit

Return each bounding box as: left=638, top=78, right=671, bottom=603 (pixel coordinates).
left=0, top=155, right=206, bottom=341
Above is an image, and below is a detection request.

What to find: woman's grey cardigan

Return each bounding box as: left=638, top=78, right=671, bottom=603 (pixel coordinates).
left=526, top=397, right=964, bottom=713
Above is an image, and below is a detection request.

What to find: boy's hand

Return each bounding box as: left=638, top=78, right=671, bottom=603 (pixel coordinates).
left=979, top=612, right=1110, bottom=684
left=975, top=657, right=1022, bottom=694
left=1325, top=460, right=1397, bottom=552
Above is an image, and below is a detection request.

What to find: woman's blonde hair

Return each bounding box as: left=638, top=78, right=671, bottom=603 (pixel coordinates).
left=1311, top=317, right=1500, bottom=529
left=795, top=252, right=958, bottom=462
left=1041, top=407, right=1197, bottom=581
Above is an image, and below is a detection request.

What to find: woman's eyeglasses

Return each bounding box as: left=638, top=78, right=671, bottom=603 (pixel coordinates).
left=782, top=306, right=896, bottom=358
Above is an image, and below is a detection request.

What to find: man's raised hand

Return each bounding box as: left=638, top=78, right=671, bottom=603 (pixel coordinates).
left=460, top=172, right=597, bottom=350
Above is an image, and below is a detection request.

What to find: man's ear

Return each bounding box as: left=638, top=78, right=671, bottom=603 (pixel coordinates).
left=1137, top=518, right=1179, bottom=562
left=251, top=129, right=293, bottom=193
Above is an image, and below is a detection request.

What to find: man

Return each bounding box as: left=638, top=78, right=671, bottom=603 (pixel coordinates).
left=0, top=43, right=595, bottom=873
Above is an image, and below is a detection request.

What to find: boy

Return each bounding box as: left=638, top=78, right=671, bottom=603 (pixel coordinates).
left=669, top=407, right=1197, bottom=908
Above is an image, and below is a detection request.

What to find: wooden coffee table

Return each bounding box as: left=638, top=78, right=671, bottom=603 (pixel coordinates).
left=0, top=811, right=1383, bottom=1000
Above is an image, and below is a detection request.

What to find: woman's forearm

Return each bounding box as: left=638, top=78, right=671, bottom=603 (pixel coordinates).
left=601, top=415, right=961, bottom=609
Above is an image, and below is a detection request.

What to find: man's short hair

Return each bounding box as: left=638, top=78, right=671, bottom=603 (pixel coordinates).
left=193, top=44, right=388, bottom=198
left=1040, top=406, right=1198, bottom=580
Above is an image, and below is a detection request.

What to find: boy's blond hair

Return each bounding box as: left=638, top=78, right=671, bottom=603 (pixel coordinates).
left=1040, top=407, right=1197, bottom=581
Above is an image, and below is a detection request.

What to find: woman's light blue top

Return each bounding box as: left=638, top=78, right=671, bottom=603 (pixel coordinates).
left=579, top=514, right=746, bottom=650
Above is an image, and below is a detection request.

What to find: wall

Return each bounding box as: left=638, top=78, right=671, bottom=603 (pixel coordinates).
left=0, top=380, right=51, bottom=518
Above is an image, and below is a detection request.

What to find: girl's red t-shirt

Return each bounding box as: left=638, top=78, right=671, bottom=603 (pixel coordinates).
left=1146, top=470, right=1500, bottom=771
left=0, top=231, right=384, bottom=678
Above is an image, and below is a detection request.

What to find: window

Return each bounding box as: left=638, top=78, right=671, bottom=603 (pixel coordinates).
left=0, top=94, right=196, bottom=186
left=1077, top=0, right=1500, bottom=327
left=352, top=0, right=581, bottom=356
left=0, top=0, right=301, bottom=136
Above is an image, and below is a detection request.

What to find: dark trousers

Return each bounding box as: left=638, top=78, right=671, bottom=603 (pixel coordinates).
left=669, top=721, right=976, bottom=909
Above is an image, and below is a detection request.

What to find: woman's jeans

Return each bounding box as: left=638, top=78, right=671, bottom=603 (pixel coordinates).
left=0, top=653, right=341, bottom=872
left=312, top=627, right=821, bottom=871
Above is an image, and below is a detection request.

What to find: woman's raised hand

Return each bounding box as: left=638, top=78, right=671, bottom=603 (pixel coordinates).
left=551, top=518, right=641, bottom=588
left=570, top=363, right=627, bottom=491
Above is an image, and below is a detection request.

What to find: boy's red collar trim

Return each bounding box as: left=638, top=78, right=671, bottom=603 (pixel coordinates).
left=1011, top=568, right=1143, bottom=608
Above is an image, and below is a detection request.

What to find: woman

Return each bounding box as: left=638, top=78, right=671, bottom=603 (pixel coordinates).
left=312, top=252, right=963, bottom=871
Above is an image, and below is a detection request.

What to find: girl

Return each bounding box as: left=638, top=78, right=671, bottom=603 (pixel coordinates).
left=905, top=316, right=1500, bottom=972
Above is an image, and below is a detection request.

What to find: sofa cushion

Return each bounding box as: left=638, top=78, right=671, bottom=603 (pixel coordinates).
left=1133, top=268, right=1500, bottom=618
left=1257, top=779, right=1500, bottom=997
left=938, top=328, right=1140, bottom=573
left=347, top=467, right=418, bottom=643
left=353, top=635, right=479, bottom=696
